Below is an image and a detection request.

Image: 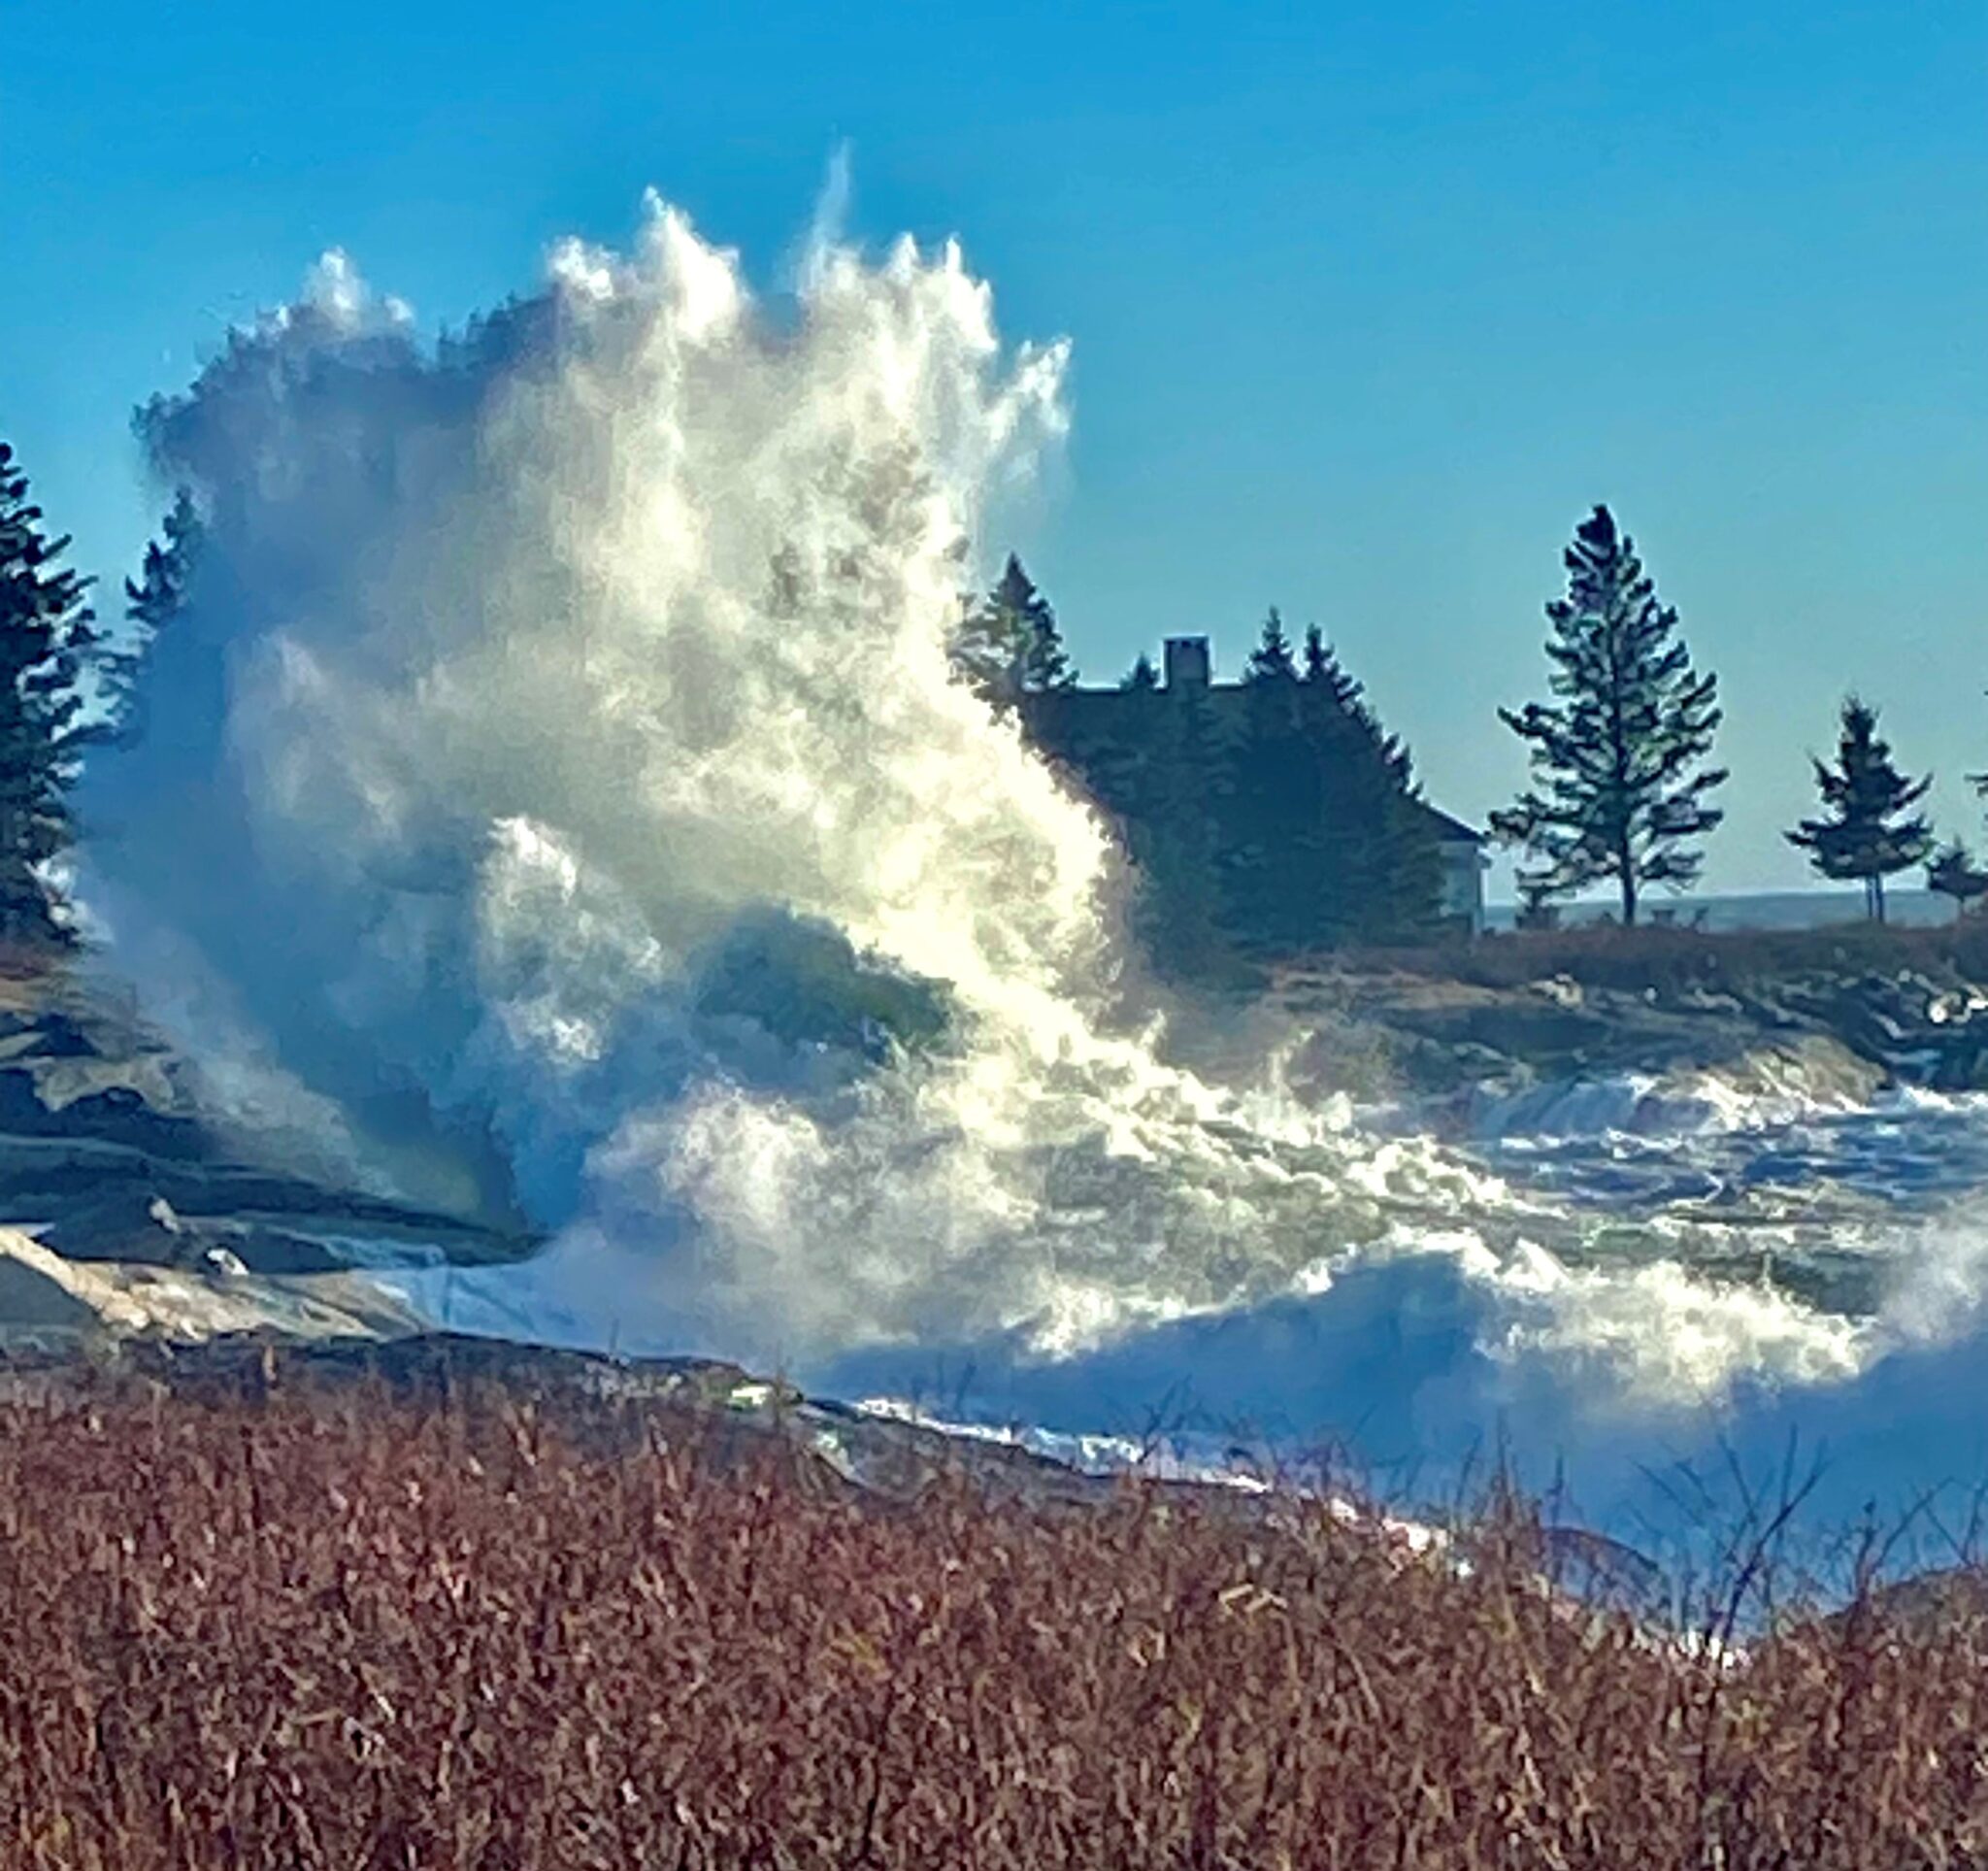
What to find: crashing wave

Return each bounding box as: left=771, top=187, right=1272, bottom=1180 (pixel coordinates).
left=74, top=191, right=1944, bottom=1422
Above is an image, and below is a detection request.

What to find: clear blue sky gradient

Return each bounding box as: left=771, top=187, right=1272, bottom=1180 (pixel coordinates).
left=5, top=1, right=1984, bottom=893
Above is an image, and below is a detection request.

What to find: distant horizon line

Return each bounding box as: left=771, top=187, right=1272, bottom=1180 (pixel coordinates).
left=1484, top=884, right=1957, bottom=916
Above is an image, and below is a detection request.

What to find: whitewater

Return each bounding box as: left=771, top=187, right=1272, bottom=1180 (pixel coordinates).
left=74, top=193, right=1988, bottom=1544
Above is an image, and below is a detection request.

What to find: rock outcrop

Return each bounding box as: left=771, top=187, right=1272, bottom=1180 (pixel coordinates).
left=0, top=959, right=535, bottom=1278
left=0, top=1225, right=425, bottom=1350
left=1276, top=960, right=1988, bottom=1110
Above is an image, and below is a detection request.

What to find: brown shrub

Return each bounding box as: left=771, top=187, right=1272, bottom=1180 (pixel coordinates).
left=0, top=1377, right=1985, bottom=1868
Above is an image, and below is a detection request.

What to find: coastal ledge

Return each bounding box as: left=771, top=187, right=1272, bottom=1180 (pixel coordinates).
left=1266, top=920, right=1988, bottom=1105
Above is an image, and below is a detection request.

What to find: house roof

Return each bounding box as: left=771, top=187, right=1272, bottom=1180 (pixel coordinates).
left=1421, top=807, right=1485, bottom=846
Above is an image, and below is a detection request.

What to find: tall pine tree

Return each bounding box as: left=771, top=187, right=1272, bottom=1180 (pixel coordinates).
left=101, top=487, right=201, bottom=747
left=1786, top=696, right=1933, bottom=922
left=0, top=443, right=97, bottom=943
left=952, top=554, right=1074, bottom=709
left=1245, top=606, right=1299, bottom=683
left=1492, top=505, right=1725, bottom=925
left=1213, top=612, right=1444, bottom=955
left=1298, top=626, right=1441, bottom=945
left=1011, top=557, right=1076, bottom=693
left=1300, top=621, right=1337, bottom=688
left=1218, top=610, right=1320, bottom=955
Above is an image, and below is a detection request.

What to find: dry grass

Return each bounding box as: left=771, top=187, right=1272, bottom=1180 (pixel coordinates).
left=2, top=1373, right=1987, bottom=1868
left=1349, top=916, right=1988, bottom=998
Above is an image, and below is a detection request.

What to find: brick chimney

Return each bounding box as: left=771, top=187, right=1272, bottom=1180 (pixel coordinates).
left=1163, top=636, right=1210, bottom=689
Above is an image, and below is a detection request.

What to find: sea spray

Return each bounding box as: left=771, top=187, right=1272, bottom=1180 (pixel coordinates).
left=79, top=193, right=1867, bottom=1397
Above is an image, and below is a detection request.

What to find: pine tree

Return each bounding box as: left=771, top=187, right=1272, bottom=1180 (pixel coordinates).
left=1120, top=652, right=1159, bottom=692
left=1786, top=696, right=1933, bottom=922
left=101, top=487, right=200, bottom=747
left=1217, top=611, right=1319, bottom=954
left=1514, top=874, right=1562, bottom=930
left=1245, top=607, right=1299, bottom=684
left=1300, top=624, right=1410, bottom=785
left=1491, top=505, right=1725, bottom=925
left=1300, top=621, right=1342, bottom=690
left=1010, top=558, right=1076, bottom=693
left=949, top=586, right=1022, bottom=713
left=1214, top=612, right=1444, bottom=955
left=1928, top=839, right=1988, bottom=920
left=0, top=443, right=97, bottom=943
left=952, top=554, right=1073, bottom=709
left=1298, top=629, right=1441, bottom=945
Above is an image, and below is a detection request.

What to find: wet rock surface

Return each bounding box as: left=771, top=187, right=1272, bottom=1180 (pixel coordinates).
left=0, top=1225, right=426, bottom=1348
left=0, top=960, right=535, bottom=1277
left=1279, top=961, right=1988, bottom=1107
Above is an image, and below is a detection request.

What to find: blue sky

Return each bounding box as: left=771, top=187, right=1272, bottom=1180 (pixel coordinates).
left=5, top=0, right=1983, bottom=894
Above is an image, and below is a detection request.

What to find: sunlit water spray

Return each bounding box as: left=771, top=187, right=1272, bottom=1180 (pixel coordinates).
left=80, top=194, right=1911, bottom=1420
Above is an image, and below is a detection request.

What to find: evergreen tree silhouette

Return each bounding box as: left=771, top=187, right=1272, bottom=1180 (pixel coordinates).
left=1787, top=696, right=1933, bottom=922
left=1492, top=505, right=1724, bottom=924
left=953, top=554, right=1074, bottom=708
left=0, top=442, right=98, bottom=943
left=1927, top=839, right=1988, bottom=920
left=1299, top=626, right=1441, bottom=945
left=101, top=487, right=201, bottom=747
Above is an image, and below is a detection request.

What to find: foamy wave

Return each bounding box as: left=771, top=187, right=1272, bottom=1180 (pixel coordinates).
left=1471, top=1063, right=1875, bottom=1144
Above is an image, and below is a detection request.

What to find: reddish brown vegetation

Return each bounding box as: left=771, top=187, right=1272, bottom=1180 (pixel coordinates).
left=1, top=1377, right=1986, bottom=1868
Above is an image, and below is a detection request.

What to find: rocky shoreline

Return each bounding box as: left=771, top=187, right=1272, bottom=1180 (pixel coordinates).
left=1276, top=950, right=1988, bottom=1115
left=0, top=960, right=535, bottom=1281
left=0, top=940, right=1982, bottom=1573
